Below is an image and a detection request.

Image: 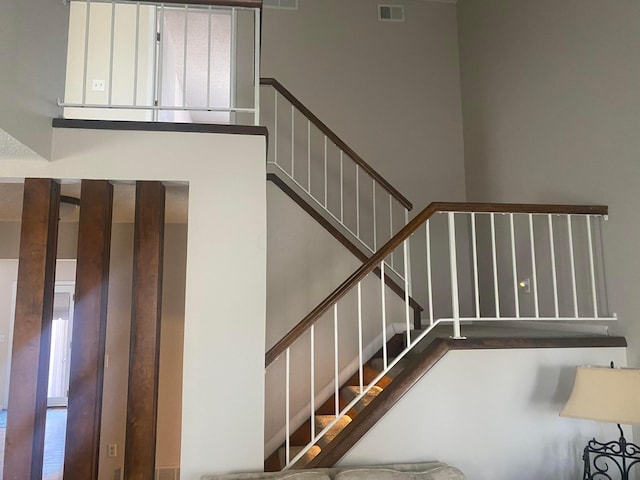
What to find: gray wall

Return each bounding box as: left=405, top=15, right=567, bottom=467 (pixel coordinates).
left=458, top=0, right=640, bottom=366
left=0, top=0, right=69, bottom=158
left=262, top=0, right=467, bottom=215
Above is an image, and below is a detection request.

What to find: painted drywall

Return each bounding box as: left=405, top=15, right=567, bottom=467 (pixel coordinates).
left=0, top=0, right=68, bottom=158
left=457, top=0, right=639, bottom=361
left=0, top=127, right=267, bottom=480
left=340, top=346, right=628, bottom=479
left=261, top=0, right=466, bottom=214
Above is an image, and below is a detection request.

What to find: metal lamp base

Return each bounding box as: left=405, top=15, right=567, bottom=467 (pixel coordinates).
left=583, top=424, right=640, bottom=480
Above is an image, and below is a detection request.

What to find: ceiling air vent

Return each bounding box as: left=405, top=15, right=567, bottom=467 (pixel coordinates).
left=264, top=0, right=298, bottom=10
left=378, top=4, right=405, bottom=22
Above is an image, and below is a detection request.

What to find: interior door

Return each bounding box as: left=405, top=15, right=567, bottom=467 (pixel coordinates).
left=47, top=284, right=75, bottom=408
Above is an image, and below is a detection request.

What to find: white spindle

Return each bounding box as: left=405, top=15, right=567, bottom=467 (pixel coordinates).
left=324, top=136, right=328, bottom=207
left=274, top=90, right=278, bottom=164
left=157, top=5, right=165, bottom=115
left=108, top=1, right=116, bottom=106
left=230, top=7, right=237, bottom=117
left=357, top=282, right=364, bottom=391
left=81, top=0, right=91, bottom=105
left=206, top=6, right=212, bottom=109
left=529, top=214, right=540, bottom=318
left=380, top=261, right=388, bottom=369
left=356, top=166, right=360, bottom=238
left=253, top=8, right=261, bottom=125
left=133, top=2, right=141, bottom=106
left=471, top=212, right=480, bottom=318
left=426, top=220, right=434, bottom=325
left=448, top=213, right=461, bottom=337
left=548, top=215, right=559, bottom=317
left=291, top=105, right=295, bottom=177
left=340, top=152, right=344, bottom=221
left=491, top=213, right=500, bottom=317
left=403, top=239, right=411, bottom=345
left=182, top=5, right=188, bottom=108
left=586, top=216, right=599, bottom=317
left=310, top=324, right=315, bottom=440
left=510, top=213, right=520, bottom=318
left=307, top=120, right=311, bottom=192
left=567, top=215, right=579, bottom=317
left=333, top=304, right=339, bottom=416
left=285, top=348, right=290, bottom=465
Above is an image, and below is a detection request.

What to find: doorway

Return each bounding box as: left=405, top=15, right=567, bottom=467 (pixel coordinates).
left=47, top=283, right=75, bottom=408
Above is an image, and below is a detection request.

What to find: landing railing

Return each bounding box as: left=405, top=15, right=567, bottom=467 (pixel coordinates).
left=59, top=0, right=262, bottom=125
left=260, top=78, right=413, bottom=269
left=264, top=202, right=614, bottom=468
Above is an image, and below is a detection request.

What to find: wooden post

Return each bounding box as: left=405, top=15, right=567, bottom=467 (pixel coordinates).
left=63, top=180, right=113, bottom=480
left=3, top=178, right=60, bottom=480
left=124, top=181, right=166, bottom=480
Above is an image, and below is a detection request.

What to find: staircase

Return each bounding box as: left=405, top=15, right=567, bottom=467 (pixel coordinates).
left=260, top=79, right=616, bottom=472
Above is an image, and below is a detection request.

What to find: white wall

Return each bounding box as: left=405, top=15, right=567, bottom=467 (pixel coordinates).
left=261, top=0, right=467, bottom=214
left=340, top=346, right=628, bottom=479
left=457, top=0, right=639, bottom=361
left=0, top=127, right=267, bottom=480
left=0, top=0, right=68, bottom=159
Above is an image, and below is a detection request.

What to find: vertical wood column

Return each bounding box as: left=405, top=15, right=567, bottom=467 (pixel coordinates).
left=124, top=181, right=166, bottom=480
left=63, top=180, right=113, bottom=480
left=3, top=178, right=60, bottom=480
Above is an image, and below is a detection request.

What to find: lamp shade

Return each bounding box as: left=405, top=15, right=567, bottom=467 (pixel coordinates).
left=560, top=366, right=640, bottom=425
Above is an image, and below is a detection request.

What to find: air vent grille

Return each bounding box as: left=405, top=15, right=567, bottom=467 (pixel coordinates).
left=264, top=0, right=298, bottom=10
left=378, top=4, right=405, bottom=22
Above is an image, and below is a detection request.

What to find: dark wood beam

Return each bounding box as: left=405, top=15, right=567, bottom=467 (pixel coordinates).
left=63, top=180, right=114, bottom=480
left=124, top=181, right=166, bottom=480
left=3, top=178, right=60, bottom=480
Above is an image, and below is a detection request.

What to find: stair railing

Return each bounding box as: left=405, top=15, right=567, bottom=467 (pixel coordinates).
left=264, top=202, right=615, bottom=469
left=260, top=78, right=413, bottom=274
left=59, top=0, right=263, bottom=125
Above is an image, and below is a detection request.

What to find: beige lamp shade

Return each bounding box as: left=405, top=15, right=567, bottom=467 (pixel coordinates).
left=560, top=366, right=640, bottom=425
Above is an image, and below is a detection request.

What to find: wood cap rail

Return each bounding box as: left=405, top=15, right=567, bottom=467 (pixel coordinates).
left=260, top=77, right=413, bottom=211
left=264, top=202, right=609, bottom=367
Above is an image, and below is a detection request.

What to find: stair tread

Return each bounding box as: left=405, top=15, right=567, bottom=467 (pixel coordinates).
left=314, top=415, right=352, bottom=448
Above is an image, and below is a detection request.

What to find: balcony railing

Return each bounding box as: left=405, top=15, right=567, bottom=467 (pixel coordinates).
left=59, top=0, right=262, bottom=125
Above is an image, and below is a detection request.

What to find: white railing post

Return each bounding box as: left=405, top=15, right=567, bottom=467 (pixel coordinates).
left=586, top=216, right=599, bottom=317
left=490, top=213, right=500, bottom=317
left=567, top=215, right=579, bottom=317
left=528, top=214, right=540, bottom=318
left=253, top=7, right=261, bottom=125
left=448, top=212, right=461, bottom=338
left=509, top=213, right=520, bottom=318
left=548, top=215, right=559, bottom=317
left=425, top=220, right=434, bottom=325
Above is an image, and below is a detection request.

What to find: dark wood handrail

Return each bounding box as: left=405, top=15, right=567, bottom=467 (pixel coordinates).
left=264, top=201, right=609, bottom=366
left=260, top=77, right=413, bottom=211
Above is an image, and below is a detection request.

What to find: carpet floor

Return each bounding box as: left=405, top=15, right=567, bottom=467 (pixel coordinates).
left=0, top=408, right=67, bottom=480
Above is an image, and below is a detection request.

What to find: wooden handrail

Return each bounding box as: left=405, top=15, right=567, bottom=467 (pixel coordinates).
left=260, top=77, right=413, bottom=211
left=264, top=201, right=609, bottom=366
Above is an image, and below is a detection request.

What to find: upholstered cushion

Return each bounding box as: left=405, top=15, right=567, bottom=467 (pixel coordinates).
left=335, top=467, right=465, bottom=480
left=203, top=472, right=332, bottom=480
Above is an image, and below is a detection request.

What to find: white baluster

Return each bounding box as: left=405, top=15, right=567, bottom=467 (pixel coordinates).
left=380, top=261, right=388, bottom=369
left=548, top=215, right=559, bottom=317
left=510, top=213, right=520, bottom=318
left=471, top=212, right=480, bottom=318
left=567, top=215, right=579, bottom=317
left=448, top=212, right=461, bottom=338
left=586, top=216, right=599, bottom=317
left=491, top=213, right=500, bottom=317
left=426, top=220, right=434, bottom=325
left=529, top=214, right=540, bottom=318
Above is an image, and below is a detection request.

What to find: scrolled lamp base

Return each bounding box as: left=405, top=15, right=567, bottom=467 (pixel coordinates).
left=583, top=424, right=640, bottom=480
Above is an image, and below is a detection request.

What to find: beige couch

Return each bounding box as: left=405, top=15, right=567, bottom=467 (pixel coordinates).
left=202, top=462, right=466, bottom=480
